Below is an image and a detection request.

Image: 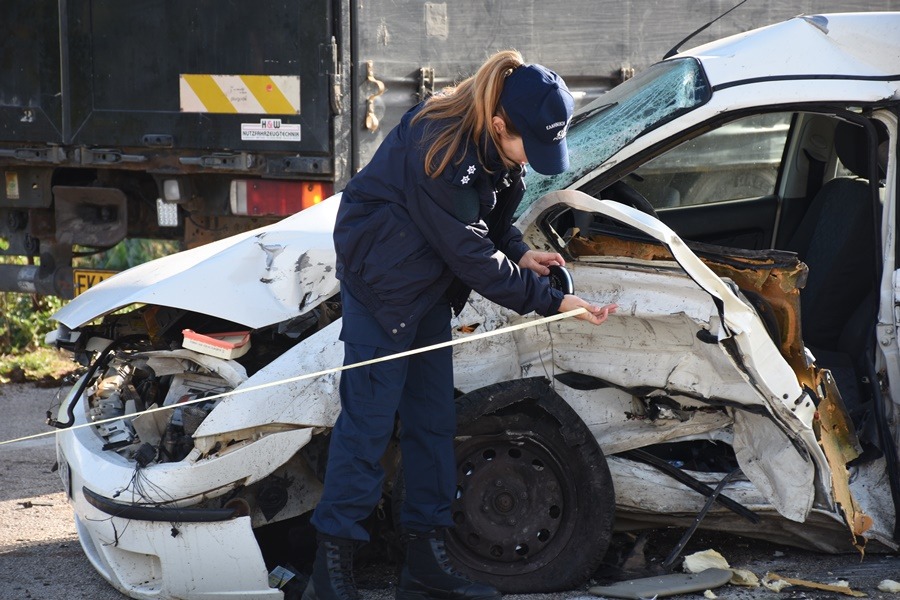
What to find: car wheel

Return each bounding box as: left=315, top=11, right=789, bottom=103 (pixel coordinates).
left=445, top=380, right=615, bottom=593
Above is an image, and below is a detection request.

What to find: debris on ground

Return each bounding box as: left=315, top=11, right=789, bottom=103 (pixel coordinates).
left=682, top=549, right=759, bottom=587
left=589, top=569, right=732, bottom=599
left=683, top=549, right=730, bottom=573
left=16, top=501, right=53, bottom=509
left=763, top=573, right=865, bottom=597
left=761, top=575, right=792, bottom=592
left=729, top=569, right=760, bottom=587
left=879, top=579, right=900, bottom=593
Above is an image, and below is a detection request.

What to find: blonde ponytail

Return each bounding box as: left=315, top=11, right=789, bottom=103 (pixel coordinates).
left=413, top=50, right=524, bottom=177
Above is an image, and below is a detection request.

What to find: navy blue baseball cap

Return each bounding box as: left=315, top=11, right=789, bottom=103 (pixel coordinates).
left=499, top=64, right=575, bottom=175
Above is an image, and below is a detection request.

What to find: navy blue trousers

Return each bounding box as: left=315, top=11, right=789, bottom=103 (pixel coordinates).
left=311, top=291, right=457, bottom=541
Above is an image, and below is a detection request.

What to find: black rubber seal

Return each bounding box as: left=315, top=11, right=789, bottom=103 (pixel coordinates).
left=82, top=486, right=239, bottom=522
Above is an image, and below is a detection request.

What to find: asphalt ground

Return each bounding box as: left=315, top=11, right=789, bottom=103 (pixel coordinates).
left=2, top=381, right=900, bottom=600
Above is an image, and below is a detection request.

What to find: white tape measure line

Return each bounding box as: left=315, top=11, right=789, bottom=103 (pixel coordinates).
left=0, top=308, right=587, bottom=448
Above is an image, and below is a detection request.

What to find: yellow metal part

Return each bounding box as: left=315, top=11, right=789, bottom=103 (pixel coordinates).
left=815, top=369, right=873, bottom=553
left=569, top=233, right=813, bottom=385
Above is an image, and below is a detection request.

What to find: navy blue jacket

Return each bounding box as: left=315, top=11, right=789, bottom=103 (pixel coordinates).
left=334, top=103, right=564, bottom=341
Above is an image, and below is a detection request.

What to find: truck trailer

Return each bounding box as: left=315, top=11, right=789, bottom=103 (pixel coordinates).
left=0, top=0, right=880, bottom=297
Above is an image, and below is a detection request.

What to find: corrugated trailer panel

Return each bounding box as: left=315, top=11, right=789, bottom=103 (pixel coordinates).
left=353, top=0, right=900, bottom=167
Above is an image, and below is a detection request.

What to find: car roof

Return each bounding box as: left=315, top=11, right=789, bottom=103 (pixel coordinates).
left=681, top=13, right=900, bottom=95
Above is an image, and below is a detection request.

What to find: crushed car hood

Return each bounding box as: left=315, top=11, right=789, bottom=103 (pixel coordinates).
left=53, top=194, right=341, bottom=329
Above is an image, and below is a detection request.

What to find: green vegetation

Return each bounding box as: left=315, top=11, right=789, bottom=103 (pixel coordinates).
left=0, top=238, right=180, bottom=382
left=0, top=291, right=65, bottom=354
left=0, top=347, right=77, bottom=384
left=0, top=288, right=74, bottom=383
left=79, top=238, right=180, bottom=272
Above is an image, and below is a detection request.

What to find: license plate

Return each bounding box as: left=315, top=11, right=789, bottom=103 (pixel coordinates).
left=73, top=269, right=118, bottom=296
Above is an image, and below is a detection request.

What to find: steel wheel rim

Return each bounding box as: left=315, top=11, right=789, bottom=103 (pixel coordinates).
left=447, top=432, right=577, bottom=575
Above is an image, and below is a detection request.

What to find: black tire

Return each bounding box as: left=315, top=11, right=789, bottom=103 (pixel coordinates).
left=445, top=379, right=615, bottom=593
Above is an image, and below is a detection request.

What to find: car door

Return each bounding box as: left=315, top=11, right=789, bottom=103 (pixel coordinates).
left=626, top=112, right=793, bottom=250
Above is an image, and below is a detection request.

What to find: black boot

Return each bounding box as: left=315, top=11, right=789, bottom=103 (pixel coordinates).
left=302, top=534, right=359, bottom=600
left=397, top=529, right=501, bottom=600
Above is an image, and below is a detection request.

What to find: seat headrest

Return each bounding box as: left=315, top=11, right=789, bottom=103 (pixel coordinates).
left=834, top=120, right=887, bottom=180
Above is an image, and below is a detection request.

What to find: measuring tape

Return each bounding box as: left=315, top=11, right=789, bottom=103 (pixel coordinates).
left=0, top=308, right=589, bottom=448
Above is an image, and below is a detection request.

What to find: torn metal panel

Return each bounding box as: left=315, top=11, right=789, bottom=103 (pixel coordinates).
left=234, top=452, right=324, bottom=529
left=570, top=232, right=812, bottom=386
left=606, top=456, right=767, bottom=516
left=194, top=320, right=346, bottom=436
left=534, top=266, right=770, bottom=407
left=732, top=410, right=814, bottom=523
left=520, top=191, right=811, bottom=421
left=556, top=385, right=734, bottom=456
left=451, top=296, right=523, bottom=392
left=816, top=369, right=875, bottom=552
left=698, top=250, right=810, bottom=385
left=609, top=456, right=875, bottom=553
left=847, top=457, right=898, bottom=550
left=517, top=192, right=836, bottom=522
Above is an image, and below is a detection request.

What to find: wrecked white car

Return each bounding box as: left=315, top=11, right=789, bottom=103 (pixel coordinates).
left=47, top=12, right=900, bottom=600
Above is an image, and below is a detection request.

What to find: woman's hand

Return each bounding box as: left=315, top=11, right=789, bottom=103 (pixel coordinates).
left=518, top=250, right=564, bottom=276
left=559, top=295, right=617, bottom=325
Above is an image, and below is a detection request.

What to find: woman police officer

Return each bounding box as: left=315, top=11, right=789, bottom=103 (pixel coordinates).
left=303, top=50, right=617, bottom=600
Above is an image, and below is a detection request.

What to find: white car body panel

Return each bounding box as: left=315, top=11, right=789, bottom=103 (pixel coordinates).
left=685, top=14, right=900, bottom=87
left=186, top=191, right=823, bottom=525
left=75, top=510, right=278, bottom=599
left=53, top=195, right=341, bottom=330
left=48, top=12, right=900, bottom=599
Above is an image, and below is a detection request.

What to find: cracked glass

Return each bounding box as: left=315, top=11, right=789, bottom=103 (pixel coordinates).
left=518, top=57, right=711, bottom=216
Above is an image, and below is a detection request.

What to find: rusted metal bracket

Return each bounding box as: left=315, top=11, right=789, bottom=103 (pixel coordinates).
left=418, top=66, right=435, bottom=101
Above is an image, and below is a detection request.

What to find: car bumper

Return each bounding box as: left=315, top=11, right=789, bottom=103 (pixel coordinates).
left=73, top=503, right=280, bottom=599
left=55, top=388, right=313, bottom=599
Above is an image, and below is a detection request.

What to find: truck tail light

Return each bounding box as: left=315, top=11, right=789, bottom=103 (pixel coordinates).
left=229, top=180, right=333, bottom=216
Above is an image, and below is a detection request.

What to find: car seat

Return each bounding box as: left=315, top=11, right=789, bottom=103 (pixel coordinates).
left=784, top=120, right=884, bottom=425
left=786, top=120, right=880, bottom=354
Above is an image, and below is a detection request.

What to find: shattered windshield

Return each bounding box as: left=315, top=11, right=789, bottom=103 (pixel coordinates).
left=518, top=58, right=711, bottom=215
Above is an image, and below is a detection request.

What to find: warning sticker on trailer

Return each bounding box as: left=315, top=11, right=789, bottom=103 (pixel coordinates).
left=180, top=74, right=301, bottom=114
left=241, top=119, right=302, bottom=142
